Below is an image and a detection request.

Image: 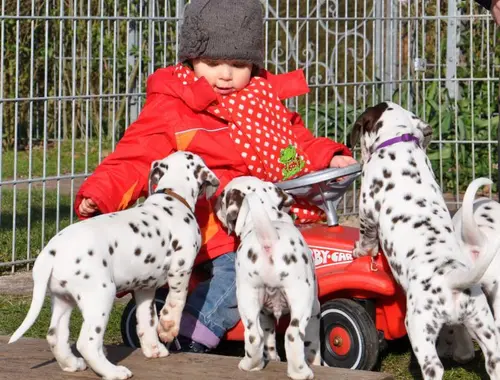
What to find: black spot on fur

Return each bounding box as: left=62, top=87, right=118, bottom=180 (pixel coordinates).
left=49, top=250, right=56, bottom=256
left=280, top=272, right=289, bottom=280
left=129, top=223, right=139, bottom=233
left=135, top=248, right=141, bottom=256
left=302, top=253, right=309, bottom=264
left=172, top=240, right=182, bottom=251
left=385, top=182, right=395, bottom=191
left=416, top=199, right=426, bottom=207
left=247, top=248, right=258, bottom=263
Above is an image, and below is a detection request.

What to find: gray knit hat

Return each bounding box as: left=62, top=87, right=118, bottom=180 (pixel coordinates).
left=178, top=0, right=265, bottom=68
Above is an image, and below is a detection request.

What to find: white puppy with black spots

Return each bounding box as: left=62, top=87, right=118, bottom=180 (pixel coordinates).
left=351, top=101, right=500, bottom=380
left=437, top=177, right=500, bottom=363
left=8, top=151, right=219, bottom=380
left=215, top=176, right=321, bottom=380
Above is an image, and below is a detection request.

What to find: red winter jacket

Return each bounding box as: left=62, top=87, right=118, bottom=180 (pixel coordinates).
left=74, top=66, right=352, bottom=264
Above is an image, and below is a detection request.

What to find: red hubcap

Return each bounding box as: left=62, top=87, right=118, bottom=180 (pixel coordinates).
left=329, top=326, right=351, bottom=356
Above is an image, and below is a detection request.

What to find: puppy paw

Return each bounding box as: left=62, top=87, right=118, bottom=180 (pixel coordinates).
left=60, top=357, right=87, bottom=372
left=102, top=365, right=133, bottom=380
left=288, top=365, right=314, bottom=380
left=157, top=318, right=179, bottom=343
left=239, top=357, right=265, bottom=372
left=352, top=241, right=377, bottom=258
left=352, top=241, right=368, bottom=258
left=267, top=352, right=281, bottom=362
left=141, top=341, right=170, bottom=358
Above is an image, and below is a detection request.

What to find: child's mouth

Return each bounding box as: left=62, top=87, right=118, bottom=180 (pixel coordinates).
left=215, top=86, right=234, bottom=95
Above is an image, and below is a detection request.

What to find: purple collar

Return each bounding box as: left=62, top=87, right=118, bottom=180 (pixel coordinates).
left=375, top=133, right=420, bottom=151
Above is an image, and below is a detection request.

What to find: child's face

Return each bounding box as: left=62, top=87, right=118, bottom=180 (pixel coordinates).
left=193, top=59, right=253, bottom=96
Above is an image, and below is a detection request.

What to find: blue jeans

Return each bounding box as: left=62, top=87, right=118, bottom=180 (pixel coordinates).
left=178, top=252, right=239, bottom=349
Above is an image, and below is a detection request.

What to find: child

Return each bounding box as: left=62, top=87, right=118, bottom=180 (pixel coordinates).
left=75, top=0, right=356, bottom=353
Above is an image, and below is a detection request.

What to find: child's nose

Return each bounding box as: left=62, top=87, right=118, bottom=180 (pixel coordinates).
left=220, top=65, right=232, bottom=80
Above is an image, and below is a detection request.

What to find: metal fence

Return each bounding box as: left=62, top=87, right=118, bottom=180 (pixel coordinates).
left=0, top=0, right=498, bottom=273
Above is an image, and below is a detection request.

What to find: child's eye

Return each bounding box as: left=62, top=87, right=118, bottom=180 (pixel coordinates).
left=232, top=62, right=251, bottom=69
left=205, top=60, right=219, bottom=67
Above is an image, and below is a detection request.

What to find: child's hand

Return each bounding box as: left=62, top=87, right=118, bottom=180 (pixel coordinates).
left=329, top=155, right=358, bottom=168
left=329, top=155, right=358, bottom=182
left=79, top=198, right=99, bottom=217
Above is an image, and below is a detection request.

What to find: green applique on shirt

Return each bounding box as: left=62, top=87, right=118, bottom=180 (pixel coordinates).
left=279, top=145, right=305, bottom=180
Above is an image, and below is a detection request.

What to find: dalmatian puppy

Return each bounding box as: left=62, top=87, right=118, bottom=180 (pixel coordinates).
left=8, top=151, right=219, bottom=380
left=215, top=176, right=321, bottom=380
left=438, top=177, right=500, bottom=363
left=350, top=101, right=500, bottom=380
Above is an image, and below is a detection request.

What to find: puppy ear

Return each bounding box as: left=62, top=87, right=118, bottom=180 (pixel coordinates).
left=148, top=162, right=164, bottom=196
left=419, top=121, right=433, bottom=149
left=350, top=102, right=388, bottom=149
left=195, top=166, right=220, bottom=199
left=275, top=187, right=294, bottom=211
left=224, top=189, right=244, bottom=234
left=233, top=196, right=251, bottom=236
left=349, top=122, right=362, bottom=148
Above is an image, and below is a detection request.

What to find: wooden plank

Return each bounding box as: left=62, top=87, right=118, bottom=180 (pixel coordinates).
left=0, top=336, right=393, bottom=379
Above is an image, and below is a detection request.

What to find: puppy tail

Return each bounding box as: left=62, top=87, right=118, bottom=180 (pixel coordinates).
left=460, top=177, right=491, bottom=247
left=9, top=250, right=53, bottom=344
left=447, top=236, right=500, bottom=291
left=245, top=192, right=279, bottom=256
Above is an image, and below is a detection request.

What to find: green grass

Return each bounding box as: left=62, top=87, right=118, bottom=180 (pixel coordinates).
left=0, top=294, right=490, bottom=379
left=0, top=295, right=126, bottom=345
left=379, top=343, right=488, bottom=380
left=1, top=139, right=113, bottom=180
left=0, top=189, right=74, bottom=271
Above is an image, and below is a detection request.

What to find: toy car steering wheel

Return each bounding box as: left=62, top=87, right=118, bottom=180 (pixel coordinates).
left=276, top=164, right=362, bottom=226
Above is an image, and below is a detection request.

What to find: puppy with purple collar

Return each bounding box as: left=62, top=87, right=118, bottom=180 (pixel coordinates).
left=351, top=101, right=500, bottom=380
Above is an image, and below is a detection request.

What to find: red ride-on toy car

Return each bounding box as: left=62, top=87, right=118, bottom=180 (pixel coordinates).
left=118, top=164, right=407, bottom=371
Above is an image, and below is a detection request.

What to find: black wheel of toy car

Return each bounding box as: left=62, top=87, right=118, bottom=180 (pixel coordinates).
left=120, top=288, right=169, bottom=348
left=320, top=298, right=380, bottom=371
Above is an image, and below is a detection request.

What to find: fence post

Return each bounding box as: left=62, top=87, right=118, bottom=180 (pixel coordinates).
left=127, top=2, right=140, bottom=124
left=375, top=0, right=398, bottom=101
left=176, top=0, right=185, bottom=61
left=446, top=0, right=461, bottom=99
left=374, top=0, right=384, bottom=99
left=497, top=84, right=500, bottom=201
left=384, top=0, right=398, bottom=100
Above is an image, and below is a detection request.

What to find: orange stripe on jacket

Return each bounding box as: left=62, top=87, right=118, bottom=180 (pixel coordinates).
left=117, top=181, right=138, bottom=211
left=200, top=202, right=220, bottom=245
left=176, top=130, right=198, bottom=151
